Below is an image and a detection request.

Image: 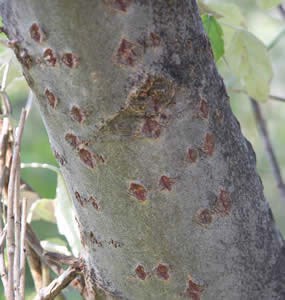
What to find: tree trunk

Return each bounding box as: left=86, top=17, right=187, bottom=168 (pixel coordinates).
left=1, top=1, right=285, bottom=299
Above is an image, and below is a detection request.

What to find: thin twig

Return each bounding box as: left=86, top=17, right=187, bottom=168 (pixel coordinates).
left=26, top=244, right=43, bottom=293
left=0, top=102, right=9, bottom=296
left=13, top=168, right=21, bottom=299
left=0, top=226, right=7, bottom=296
left=35, top=266, right=81, bottom=300
left=279, top=4, right=285, bottom=19
left=0, top=225, right=7, bottom=248
left=267, top=27, right=285, bottom=50
left=229, top=88, right=285, bottom=103
left=250, top=99, right=285, bottom=202
left=269, top=94, right=285, bottom=103
left=6, top=109, right=27, bottom=300
left=19, top=198, right=27, bottom=300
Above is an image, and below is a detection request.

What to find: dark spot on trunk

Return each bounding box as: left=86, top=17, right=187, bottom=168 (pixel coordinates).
left=78, top=148, right=95, bottom=169
left=29, top=23, right=45, bottom=43
left=114, top=38, right=142, bottom=67
left=70, top=106, right=85, bottom=124
left=188, top=148, right=199, bottom=163
left=202, top=133, right=215, bottom=156
left=135, top=265, right=147, bottom=280
left=159, top=175, right=175, bottom=191
left=65, top=133, right=78, bottom=148
left=43, top=48, right=57, bottom=66
left=62, top=53, right=80, bottom=68
left=129, top=182, right=147, bottom=201
left=45, top=89, right=58, bottom=108
left=155, top=264, right=169, bottom=280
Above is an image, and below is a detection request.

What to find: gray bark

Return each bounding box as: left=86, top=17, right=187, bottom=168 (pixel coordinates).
left=1, top=0, right=285, bottom=299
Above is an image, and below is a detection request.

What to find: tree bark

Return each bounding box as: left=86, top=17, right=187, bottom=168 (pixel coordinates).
left=1, top=0, right=285, bottom=299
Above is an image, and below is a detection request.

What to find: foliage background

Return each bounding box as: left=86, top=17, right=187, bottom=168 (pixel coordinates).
left=1, top=0, right=285, bottom=298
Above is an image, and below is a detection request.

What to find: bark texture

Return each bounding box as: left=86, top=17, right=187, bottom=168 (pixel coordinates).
left=1, top=1, right=285, bottom=299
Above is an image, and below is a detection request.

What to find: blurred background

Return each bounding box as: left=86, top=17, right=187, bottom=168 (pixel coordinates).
left=1, top=0, right=285, bottom=298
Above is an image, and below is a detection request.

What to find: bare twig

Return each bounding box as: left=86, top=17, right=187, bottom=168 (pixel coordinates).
left=250, top=99, right=285, bottom=202
left=0, top=225, right=6, bottom=247
left=229, top=88, right=285, bottom=103
left=35, top=266, right=81, bottom=300
left=0, top=224, right=7, bottom=291
left=0, top=95, right=10, bottom=297
left=279, top=4, right=285, bottom=19
left=26, top=245, right=43, bottom=292
left=269, top=94, right=285, bottom=103
left=6, top=109, right=27, bottom=300
left=19, top=197, right=27, bottom=300
left=13, top=168, right=21, bottom=299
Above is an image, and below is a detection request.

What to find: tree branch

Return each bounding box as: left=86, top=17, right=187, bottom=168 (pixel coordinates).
left=250, top=99, right=285, bottom=203
left=35, top=265, right=82, bottom=300
left=279, top=4, right=285, bottom=19
left=19, top=197, right=27, bottom=300
left=6, top=109, right=26, bottom=300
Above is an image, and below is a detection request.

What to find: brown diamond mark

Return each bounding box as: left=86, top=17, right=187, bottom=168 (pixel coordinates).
left=70, top=106, right=85, bottom=124
left=62, top=53, right=80, bottom=68
left=78, top=148, right=95, bottom=169
left=45, top=89, right=58, bottom=109
left=129, top=182, right=147, bottom=202
left=159, top=175, right=175, bottom=191
left=155, top=264, right=169, bottom=280
left=188, top=148, right=199, bottom=163
left=185, top=276, right=205, bottom=299
left=198, top=98, right=209, bottom=119
left=29, top=23, right=46, bottom=43
left=202, top=133, right=215, bottom=156
left=65, top=133, right=78, bottom=148
left=114, top=38, right=142, bottom=67
left=53, top=150, right=66, bottom=166
left=135, top=265, right=147, bottom=280
left=104, top=0, right=131, bottom=12
left=43, top=48, right=57, bottom=66
left=194, top=208, right=213, bottom=227
left=141, top=118, right=161, bottom=139
left=89, top=196, right=100, bottom=211
left=213, top=189, right=232, bottom=216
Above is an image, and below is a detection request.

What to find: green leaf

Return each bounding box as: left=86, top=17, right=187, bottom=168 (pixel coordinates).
left=206, top=3, right=246, bottom=50
left=27, top=198, right=55, bottom=223
left=54, top=173, right=81, bottom=256
left=202, top=14, right=224, bottom=61
left=226, top=30, right=273, bottom=102
left=257, top=0, right=282, bottom=9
